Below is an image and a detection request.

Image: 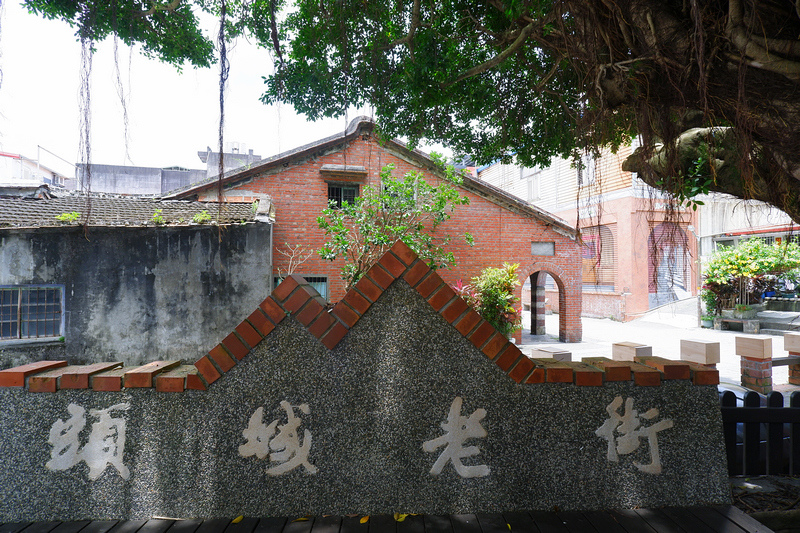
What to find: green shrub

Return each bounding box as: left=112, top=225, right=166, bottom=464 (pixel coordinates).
left=458, top=263, right=522, bottom=338
left=192, top=210, right=212, bottom=224
left=55, top=212, right=80, bottom=223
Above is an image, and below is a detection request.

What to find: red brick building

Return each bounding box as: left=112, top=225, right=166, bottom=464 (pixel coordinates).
left=167, top=118, right=583, bottom=341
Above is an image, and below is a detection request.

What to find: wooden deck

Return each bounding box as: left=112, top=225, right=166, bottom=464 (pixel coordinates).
left=0, top=507, right=774, bottom=533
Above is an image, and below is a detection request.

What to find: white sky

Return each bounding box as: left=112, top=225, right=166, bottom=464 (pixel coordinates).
left=0, top=2, right=393, bottom=177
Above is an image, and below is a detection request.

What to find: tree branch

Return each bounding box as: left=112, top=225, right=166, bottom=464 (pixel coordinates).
left=443, top=21, right=537, bottom=87
left=384, top=0, right=421, bottom=53
left=727, top=0, right=800, bottom=80
left=139, top=0, right=181, bottom=18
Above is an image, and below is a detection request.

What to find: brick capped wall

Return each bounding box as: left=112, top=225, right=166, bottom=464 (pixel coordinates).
left=193, top=123, right=583, bottom=341
left=0, top=241, right=719, bottom=394
left=0, top=241, right=728, bottom=520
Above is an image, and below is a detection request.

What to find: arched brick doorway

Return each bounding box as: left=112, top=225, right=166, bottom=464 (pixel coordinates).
left=527, top=269, right=568, bottom=342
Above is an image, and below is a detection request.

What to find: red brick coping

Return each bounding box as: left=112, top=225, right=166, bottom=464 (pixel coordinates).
left=0, top=241, right=718, bottom=392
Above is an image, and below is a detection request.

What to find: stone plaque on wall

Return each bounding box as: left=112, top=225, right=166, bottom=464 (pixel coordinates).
left=531, top=241, right=555, bottom=256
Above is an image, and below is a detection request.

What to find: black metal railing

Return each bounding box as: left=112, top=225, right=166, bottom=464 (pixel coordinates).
left=720, top=390, right=800, bottom=475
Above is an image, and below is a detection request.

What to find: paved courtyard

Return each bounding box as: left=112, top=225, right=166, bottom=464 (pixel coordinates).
left=520, top=298, right=798, bottom=392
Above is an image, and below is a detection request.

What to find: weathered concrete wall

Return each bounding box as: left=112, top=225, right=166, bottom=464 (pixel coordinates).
left=162, top=169, right=206, bottom=193
left=0, top=224, right=272, bottom=366
left=76, top=164, right=207, bottom=195
left=0, top=281, right=729, bottom=520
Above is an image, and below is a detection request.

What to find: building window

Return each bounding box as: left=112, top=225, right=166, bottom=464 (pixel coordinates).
left=274, top=276, right=329, bottom=301
left=582, top=225, right=616, bottom=292
left=327, top=184, right=359, bottom=208
left=0, top=286, right=64, bottom=341
left=576, top=154, right=596, bottom=187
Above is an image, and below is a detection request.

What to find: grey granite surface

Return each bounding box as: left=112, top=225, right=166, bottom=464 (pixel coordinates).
left=0, top=281, right=730, bottom=520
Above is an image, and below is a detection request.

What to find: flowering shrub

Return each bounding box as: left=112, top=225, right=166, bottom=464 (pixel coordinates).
left=454, top=263, right=522, bottom=337
left=702, top=239, right=800, bottom=312
left=452, top=279, right=480, bottom=310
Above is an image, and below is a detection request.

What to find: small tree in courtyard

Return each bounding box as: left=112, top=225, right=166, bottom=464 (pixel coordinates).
left=702, top=239, right=800, bottom=312
left=317, top=163, right=473, bottom=290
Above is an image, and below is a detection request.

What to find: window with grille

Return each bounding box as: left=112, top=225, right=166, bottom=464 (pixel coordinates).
left=0, top=286, right=64, bottom=341
left=327, top=184, right=359, bottom=208
left=582, top=225, right=616, bottom=292
left=273, top=276, right=328, bottom=301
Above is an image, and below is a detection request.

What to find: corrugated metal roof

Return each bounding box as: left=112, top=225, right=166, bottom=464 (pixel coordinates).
left=0, top=196, right=261, bottom=229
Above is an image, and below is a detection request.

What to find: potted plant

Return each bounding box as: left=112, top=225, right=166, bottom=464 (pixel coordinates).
left=700, top=315, right=714, bottom=328
left=733, top=303, right=757, bottom=319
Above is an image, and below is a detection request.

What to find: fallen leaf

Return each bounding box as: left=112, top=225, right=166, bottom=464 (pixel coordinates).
left=360, top=516, right=370, bottom=524
left=394, top=514, right=408, bottom=522
left=231, top=516, right=243, bottom=524
left=506, top=524, right=511, bottom=530
left=293, top=517, right=311, bottom=522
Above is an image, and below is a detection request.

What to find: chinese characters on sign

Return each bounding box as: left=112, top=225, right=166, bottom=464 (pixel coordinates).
left=423, top=396, right=490, bottom=478
left=47, top=402, right=131, bottom=480
left=43, top=395, right=675, bottom=481
left=239, top=400, right=317, bottom=476
left=595, top=396, right=674, bottom=474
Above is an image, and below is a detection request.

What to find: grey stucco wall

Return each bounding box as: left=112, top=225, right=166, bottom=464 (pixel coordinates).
left=162, top=170, right=206, bottom=193
left=0, top=224, right=272, bottom=366
left=77, top=165, right=162, bottom=195
left=0, top=281, right=730, bottom=520
left=76, top=165, right=207, bottom=195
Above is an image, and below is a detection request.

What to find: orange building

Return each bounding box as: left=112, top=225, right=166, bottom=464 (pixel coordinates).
left=477, top=144, right=699, bottom=321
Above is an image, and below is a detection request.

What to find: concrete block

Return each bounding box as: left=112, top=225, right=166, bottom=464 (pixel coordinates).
left=743, top=320, right=760, bottom=334
left=784, top=332, right=800, bottom=354
left=611, top=341, right=652, bottom=362
left=529, top=346, right=572, bottom=362
left=735, top=335, right=773, bottom=359
left=680, top=339, right=720, bottom=365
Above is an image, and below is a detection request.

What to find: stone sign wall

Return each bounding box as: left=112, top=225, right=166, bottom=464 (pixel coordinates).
left=0, top=242, right=730, bottom=521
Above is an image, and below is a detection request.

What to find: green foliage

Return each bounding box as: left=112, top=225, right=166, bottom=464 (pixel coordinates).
left=459, top=263, right=523, bottom=338
left=704, top=239, right=800, bottom=285
left=656, top=143, right=714, bottom=211
left=260, top=0, right=604, bottom=170
left=22, top=0, right=800, bottom=223
left=55, top=211, right=80, bottom=223
left=703, top=239, right=800, bottom=309
left=317, top=164, right=472, bottom=289
left=152, top=209, right=165, bottom=225
left=700, top=287, right=718, bottom=317
left=192, top=210, right=212, bottom=224
left=23, top=0, right=214, bottom=68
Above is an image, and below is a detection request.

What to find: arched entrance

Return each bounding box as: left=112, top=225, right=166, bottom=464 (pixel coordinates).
left=526, top=270, right=567, bottom=342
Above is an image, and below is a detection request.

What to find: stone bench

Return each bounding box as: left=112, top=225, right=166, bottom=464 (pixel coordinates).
left=714, top=317, right=760, bottom=334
